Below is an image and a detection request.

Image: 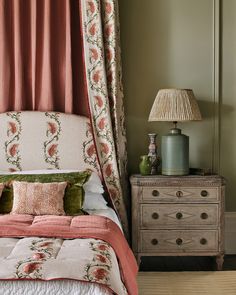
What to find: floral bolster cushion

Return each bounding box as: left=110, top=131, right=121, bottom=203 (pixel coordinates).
left=0, top=171, right=91, bottom=215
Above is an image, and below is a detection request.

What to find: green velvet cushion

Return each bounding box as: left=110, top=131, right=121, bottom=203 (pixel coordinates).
left=0, top=171, right=91, bottom=215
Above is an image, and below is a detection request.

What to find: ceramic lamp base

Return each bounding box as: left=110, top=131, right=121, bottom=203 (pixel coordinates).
left=161, top=128, right=189, bottom=176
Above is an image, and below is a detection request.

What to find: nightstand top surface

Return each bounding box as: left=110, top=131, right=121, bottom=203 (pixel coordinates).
left=130, top=174, right=226, bottom=186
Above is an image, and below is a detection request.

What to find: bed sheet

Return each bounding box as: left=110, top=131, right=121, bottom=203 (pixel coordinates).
left=0, top=279, right=112, bottom=295
left=87, top=207, right=123, bottom=230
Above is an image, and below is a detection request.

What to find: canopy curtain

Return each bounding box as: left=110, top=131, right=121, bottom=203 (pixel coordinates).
left=80, top=0, right=129, bottom=236
left=0, top=0, right=129, bottom=237
left=0, top=0, right=88, bottom=115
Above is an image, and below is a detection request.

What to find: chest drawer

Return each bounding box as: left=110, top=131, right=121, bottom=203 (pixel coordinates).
left=141, top=204, right=219, bottom=229
left=140, top=230, right=218, bottom=252
left=141, top=187, right=219, bottom=203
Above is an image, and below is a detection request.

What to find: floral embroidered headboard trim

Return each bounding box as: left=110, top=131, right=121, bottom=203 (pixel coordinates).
left=5, top=112, right=22, bottom=171
left=0, top=111, right=101, bottom=174
left=44, top=112, right=62, bottom=169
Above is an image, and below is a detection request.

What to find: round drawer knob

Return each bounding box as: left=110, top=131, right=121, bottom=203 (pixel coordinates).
left=152, top=212, right=159, bottom=219
left=200, top=238, right=207, bottom=245
left=176, top=238, right=183, bottom=245
left=201, top=190, right=208, bottom=197
left=176, top=191, right=183, bottom=198
left=176, top=212, right=183, bottom=220
left=152, top=190, right=159, bottom=197
left=151, top=239, right=158, bottom=245
left=201, top=212, right=208, bottom=219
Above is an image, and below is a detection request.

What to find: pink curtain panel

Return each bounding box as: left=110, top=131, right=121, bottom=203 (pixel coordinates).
left=0, top=0, right=88, bottom=115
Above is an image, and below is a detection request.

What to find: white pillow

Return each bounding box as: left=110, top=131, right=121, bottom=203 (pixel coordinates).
left=83, top=192, right=108, bottom=210
left=83, top=172, right=104, bottom=194
left=2, top=169, right=104, bottom=194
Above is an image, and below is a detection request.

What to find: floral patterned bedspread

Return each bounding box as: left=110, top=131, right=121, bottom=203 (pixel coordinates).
left=0, top=215, right=138, bottom=295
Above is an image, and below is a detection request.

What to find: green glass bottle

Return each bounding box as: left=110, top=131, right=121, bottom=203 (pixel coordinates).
left=139, top=155, right=152, bottom=175
left=161, top=128, right=189, bottom=175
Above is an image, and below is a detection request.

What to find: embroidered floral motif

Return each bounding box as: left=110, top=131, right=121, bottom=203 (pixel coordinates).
left=5, top=112, right=22, bottom=171
left=84, top=241, right=112, bottom=285
left=15, top=239, right=55, bottom=279
left=43, top=112, right=61, bottom=169
left=82, top=0, right=129, bottom=237
left=83, top=122, right=100, bottom=173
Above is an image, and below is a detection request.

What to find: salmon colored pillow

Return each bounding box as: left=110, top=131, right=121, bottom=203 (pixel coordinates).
left=11, top=181, right=67, bottom=215
left=0, top=183, right=4, bottom=198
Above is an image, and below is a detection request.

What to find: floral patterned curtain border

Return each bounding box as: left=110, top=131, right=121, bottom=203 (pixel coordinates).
left=80, top=0, right=129, bottom=237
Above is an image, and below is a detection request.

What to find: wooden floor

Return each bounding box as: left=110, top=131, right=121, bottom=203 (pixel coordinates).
left=139, top=255, right=236, bottom=271
left=137, top=271, right=236, bottom=295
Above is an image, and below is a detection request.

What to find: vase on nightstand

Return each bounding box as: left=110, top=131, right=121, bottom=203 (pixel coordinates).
left=139, top=155, right=151, bottom=176
left=148, top=133, right=160, bottom=174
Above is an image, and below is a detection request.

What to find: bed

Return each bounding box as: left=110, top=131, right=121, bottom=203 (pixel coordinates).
left=0, top=111, right=138, bottom=295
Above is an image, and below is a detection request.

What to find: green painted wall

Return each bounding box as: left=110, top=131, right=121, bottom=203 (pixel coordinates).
left=119, top=0, right=236, bottom=209
left=221, top=0, right=236, bottom=211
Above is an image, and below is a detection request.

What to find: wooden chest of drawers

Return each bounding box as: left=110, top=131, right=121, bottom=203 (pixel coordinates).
left=130, top=175, right=225, bottom=270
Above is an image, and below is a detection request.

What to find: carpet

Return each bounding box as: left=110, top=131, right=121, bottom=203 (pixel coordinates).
left=138, top=271, right=236, bottom=295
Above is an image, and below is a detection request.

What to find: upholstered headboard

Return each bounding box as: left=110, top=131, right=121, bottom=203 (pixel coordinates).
left=0, top=111, right=100, bottom=173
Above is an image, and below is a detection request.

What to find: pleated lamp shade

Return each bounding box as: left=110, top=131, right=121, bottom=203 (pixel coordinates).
left=148, top=88, right=202, bottom=176
left=148, top=89, right=202, bottom=122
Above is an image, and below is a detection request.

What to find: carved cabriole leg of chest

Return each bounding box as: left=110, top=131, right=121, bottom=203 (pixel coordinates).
left=133, top=253, right=141, bottom=267
left=216, top=253, right=224, bottom=271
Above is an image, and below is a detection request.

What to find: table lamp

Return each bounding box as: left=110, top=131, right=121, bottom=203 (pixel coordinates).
left=148, top=88, right=202, bottom=175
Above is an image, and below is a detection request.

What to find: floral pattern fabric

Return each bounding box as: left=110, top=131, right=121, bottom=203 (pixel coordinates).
left=5, top=112, right=22, bottom=172
left=0, top=111, right=101, bottom=174
left=80, top=0, right=129, bottom=237
left=44, top=112, right=62, bottom=170
left=83, top=241, right=112, bottom=284
left=0, top=237, right=127, bottom=295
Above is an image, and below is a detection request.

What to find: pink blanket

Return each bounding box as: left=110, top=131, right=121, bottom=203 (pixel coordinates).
left=0, top=214, right=138, bottom=295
